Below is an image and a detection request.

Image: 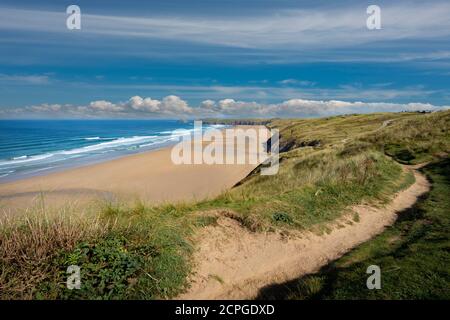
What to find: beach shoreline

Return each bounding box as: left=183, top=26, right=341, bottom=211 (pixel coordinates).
left=0, top=120, right=229, bottom=184
left=0, top=141, right=178, bottom=184
left=0, top=125, right=269, bottom=214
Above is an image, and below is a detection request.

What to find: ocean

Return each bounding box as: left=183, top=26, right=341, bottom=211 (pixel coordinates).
left=0, top=119, right=221, bottom=182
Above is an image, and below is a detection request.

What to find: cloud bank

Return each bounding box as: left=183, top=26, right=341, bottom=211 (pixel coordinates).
left=1, top=95, right=448, bottom=119
left=1, top=2, right=450, bottom=51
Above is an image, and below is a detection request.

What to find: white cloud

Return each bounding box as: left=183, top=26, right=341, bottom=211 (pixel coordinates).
left=0, top=74, right=50, bottom=85
left=86, top=95, right=193, bottom=116
left=127, top=96, right=160, bottom=112
left=279, top=79, right=316, bottom=86
left=199, top=99, right=216, bottom=109
left=206, top=98, right=449, bottom=117
left=261, top=99, right=445, bottom=117
left=28, top=103, right=62, bottom=112
left=2, top=94, right=449, bottom=119
left=90, top=100, right=123, bottom=112
left=72, top=82, right=433, bottom=103
left=160, top=95, right=192, bottom=114
left=1, top=3, right=450, bottom=51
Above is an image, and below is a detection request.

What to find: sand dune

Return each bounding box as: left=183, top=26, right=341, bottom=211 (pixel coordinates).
left=178, top=165, right=430, bottom=299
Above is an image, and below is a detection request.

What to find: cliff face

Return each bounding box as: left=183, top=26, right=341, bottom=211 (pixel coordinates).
left=202, top=119, right=322, bottom=153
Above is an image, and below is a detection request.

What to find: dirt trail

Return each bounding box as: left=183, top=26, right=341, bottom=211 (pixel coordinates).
left=178, top=166, right=430, bottom=299
left=341, top=118, right=393, bottom=144
left=375, top=119, right=394, bottom=132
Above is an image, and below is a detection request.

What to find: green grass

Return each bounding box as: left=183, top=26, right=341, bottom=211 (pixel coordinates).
left=257, top=159, right=450, bottom=300
left=363, top=111, right=450, bottom=164
left=199, top=150, right=407, bottom=230
left=0, top=205, right=195, bottom=300
left=1, top=110, right=449, bottom=299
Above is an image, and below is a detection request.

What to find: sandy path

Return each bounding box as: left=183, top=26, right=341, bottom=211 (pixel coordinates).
left=342, top=118, right=393, bottom=143
left=178, top=166, right=430, bottom=299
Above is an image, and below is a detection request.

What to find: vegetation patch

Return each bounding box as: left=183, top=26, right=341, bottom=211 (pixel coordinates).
left=257, top=159, right=450, bottom=300
left=1, top=110, right=449, bottom=299
left=272, top=212, right=294, bottom=225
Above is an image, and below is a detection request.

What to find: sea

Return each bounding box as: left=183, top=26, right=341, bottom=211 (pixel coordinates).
left=0, top=119, right=223, bottom=182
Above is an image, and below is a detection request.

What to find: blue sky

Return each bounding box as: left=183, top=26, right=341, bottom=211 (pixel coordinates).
left=0, top=0, right=450, bottom=118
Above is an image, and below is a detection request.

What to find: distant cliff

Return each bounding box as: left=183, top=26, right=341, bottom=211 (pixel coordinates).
left=201, top=118, right=274, bottom=126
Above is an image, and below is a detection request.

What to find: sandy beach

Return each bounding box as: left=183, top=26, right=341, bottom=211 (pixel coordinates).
left=0, top=126, right=269, bottom=214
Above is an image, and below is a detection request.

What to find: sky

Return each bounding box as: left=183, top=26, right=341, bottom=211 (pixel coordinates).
left=0, top=0, right=450, bottom=118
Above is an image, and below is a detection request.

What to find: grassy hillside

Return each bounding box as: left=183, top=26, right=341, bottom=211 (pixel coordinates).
left=364, top=112, right=450, bottom=164
left=1, top=110, right=449, bottom=299
left=257, top=159, right=450, bottom=300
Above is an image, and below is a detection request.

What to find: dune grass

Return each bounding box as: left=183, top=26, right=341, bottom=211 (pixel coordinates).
left=1, top=110, right=448, bottom=299
left=0, top=204, right=195, bottom=300
left=261, top=158, right=450, bottom=300
left=362, top=111, right=450, bottom=164
left=202, top=150, right=407, bottom=231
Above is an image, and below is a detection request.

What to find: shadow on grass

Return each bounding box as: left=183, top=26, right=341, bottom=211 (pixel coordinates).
left=255, top=159, right=449, bottom=300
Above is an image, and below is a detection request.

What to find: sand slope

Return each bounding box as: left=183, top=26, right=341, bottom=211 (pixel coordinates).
left=178, top=165, right=430, bottom=299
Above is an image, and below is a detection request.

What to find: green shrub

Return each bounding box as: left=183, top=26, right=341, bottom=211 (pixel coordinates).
left=42, top=235, right=156, bottom=299
left=272, top=212, right=294, bottom=225
left=384, top=144, right=416, bottom=163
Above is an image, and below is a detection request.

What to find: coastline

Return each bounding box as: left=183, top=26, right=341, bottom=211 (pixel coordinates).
left=0, top=125, right=268, bottom=214
left=0, top=120, right=228, bottom=184
left=0, top=140, right=179, bottom=184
